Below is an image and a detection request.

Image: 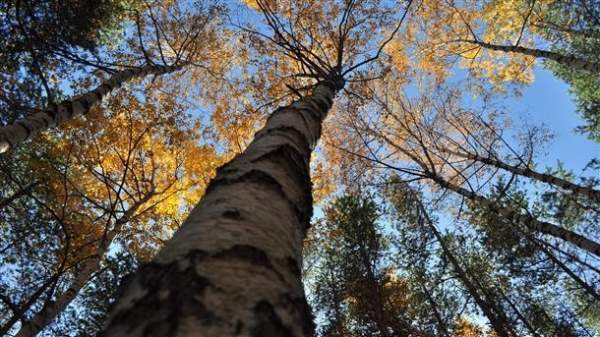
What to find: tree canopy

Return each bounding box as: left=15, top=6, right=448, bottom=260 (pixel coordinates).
left=0, top=0, right=598, bottom=336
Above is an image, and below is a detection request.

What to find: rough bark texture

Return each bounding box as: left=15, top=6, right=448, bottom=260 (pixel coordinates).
left=444, top=149, right=600, bottom=203
left=431, top=175, right=600, bottom=257
left=0, top=64, right=182, bottom=153
left=100, top=78, right=342, bottom=337
left=470, top=40, right=600, bottom=74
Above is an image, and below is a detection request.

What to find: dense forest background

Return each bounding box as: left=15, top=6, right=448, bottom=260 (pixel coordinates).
left=0, top=0, right=598, bottom=336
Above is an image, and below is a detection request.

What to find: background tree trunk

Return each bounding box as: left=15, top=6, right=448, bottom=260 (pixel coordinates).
left=13, top=197, right=151, bottom=337
left=442, top=148, right=600, bottom=203
left=0, top=64, right=183, bottom=153
left=431, top=175, right=600, bottom=257
left=468, top=40, right=600, bottom=74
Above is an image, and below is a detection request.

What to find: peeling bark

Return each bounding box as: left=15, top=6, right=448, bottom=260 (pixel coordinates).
left=0, top=64, right=184, bottom=153
left=100, top=78, right=343, bottom=337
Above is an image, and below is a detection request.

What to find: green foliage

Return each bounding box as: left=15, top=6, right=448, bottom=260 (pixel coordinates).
left=307, top=193, right=422, bottom=337
left=539, top=1, right=600, bottom=141
left=0, top=0, right=134, bottom=123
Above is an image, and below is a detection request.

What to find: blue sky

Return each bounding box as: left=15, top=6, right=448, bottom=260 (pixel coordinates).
left=511, top=67, right=600, bottom=172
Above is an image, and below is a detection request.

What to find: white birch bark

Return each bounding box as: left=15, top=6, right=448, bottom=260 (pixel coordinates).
left=0, top=64, right=182, bottom=153
left=100, top=77, right=343, bottom=337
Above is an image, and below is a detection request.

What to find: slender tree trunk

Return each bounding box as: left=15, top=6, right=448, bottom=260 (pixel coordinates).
left=442, top=148, right=600, bottom=203
left=416, top=278, right=451, bottom=337
left=0, top=64, right=184, bottom=153
left=430, top=174, right=600, bottom=257
left=425, top=216, right=515, bottom=337
left=14, top=198, right=150, bottom=337
left=14, top=257, right=104, bottom=337
left=532, top=239, right=600, bottom=301
left=100, top=77, right=343, bottom=337
left=466, top=39, right=600, bottom=74
left=494, top=287, right=541, bottom=337
left=0, top=275, right=60, bottom=336
left=0, top=181, right=39, bottom=210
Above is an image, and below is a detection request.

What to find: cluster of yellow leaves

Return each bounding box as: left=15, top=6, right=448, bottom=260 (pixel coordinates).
left=242, top=0, right=277, bottom=11
left=453, top=319, right=486, bottom=337
left=310, top=152, right=336, bottom=203
left=381, top=271, right=411, bottom=312
left=383, top=0, right=541, bottom=90
left=211, top=100, right=262, bottom=154
left=452, top=318, right=501, bottom=337
left=34, top=85, right=223, bottom=265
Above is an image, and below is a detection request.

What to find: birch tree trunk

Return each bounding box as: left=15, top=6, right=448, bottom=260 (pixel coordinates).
left=467, top=40, right=600, bottom=74
left=100, top=77, right=343, bottom=337
left=442, top=148, right=600, bottom=203
left=0, top=64, right=183, bottom=153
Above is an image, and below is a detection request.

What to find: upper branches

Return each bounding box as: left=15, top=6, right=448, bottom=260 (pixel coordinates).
left=236, top=0, right=413, bottom=94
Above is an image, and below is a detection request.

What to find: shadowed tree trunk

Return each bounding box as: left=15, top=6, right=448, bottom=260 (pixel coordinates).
left=0, top=64, right=184, bottom=153
left=99, top=75, right=344, bottom=337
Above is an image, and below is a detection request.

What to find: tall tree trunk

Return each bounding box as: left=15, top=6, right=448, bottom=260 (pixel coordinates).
left=0, top=64, right=184, bottom=153
left=100, top=77, right=344, bottom=337
left=425, top=213, right=516, bottom=337
left=430, top=174, right=600, bottom=257
left=371, top=128, right=600, bottom=256
left=442, top=148, right=600, bottom=203
left=532, top=238, right=600, bottom=301
left=14, top=196, right=150, bottom=337
left=465, top=39, right=600, bottom=74
left=0, top=275, right=60, bottom=336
